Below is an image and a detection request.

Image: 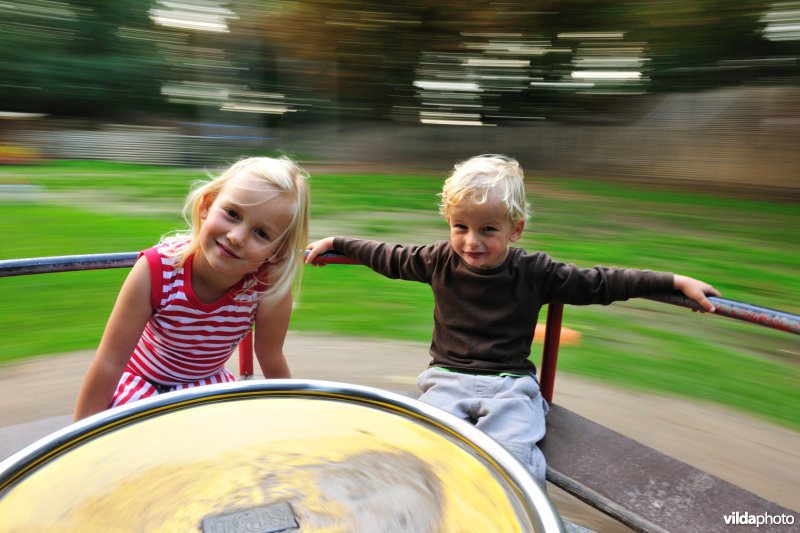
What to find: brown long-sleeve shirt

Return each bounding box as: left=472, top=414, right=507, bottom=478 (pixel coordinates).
left=333, top=237, right=674, bottom=375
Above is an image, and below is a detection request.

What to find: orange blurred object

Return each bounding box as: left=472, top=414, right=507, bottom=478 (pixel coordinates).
left=534, top=324, right=581, bottom=345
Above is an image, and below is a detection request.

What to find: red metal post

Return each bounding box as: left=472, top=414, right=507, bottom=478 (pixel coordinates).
left=539, top=303, right=564, bottom=403
left=239, top=329, right=254, bottom=377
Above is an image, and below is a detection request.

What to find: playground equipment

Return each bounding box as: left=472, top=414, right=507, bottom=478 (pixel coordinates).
left=0, top=252, right=797, bottom=532
left=0, top=380, right=562, bottom=531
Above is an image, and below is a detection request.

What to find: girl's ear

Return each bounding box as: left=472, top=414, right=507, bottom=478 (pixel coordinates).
left=199, top=193, right=213, bottom=220
left=508, top=219, right=525, bottom=242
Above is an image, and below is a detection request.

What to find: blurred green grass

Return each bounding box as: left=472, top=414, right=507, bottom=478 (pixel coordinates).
left=1, top=160, right=798, bottom=429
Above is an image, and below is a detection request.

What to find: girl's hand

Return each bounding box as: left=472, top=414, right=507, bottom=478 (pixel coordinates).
left=305, top=237, right=335, bottom=265
left=674, top=274, right=721, bottom=313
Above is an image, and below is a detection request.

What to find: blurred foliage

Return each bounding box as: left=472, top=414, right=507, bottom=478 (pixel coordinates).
left=1, top=1, right=799, bottom=122
left=0, top=0, right=171, bottom=119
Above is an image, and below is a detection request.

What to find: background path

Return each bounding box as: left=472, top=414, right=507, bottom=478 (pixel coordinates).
left=1, top=332, right=798, bottom=531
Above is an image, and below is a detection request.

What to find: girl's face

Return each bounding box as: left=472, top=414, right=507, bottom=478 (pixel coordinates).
left=447, top=193, right=524, bottom=269
left=197, top=175, right=295, bottom=285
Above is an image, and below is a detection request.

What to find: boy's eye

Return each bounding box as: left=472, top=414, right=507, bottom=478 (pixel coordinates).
left=484, top=226, right=498, bottom=232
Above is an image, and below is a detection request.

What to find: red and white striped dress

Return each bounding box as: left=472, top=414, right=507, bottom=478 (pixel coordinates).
left=112, top=237, right=261, bottom=408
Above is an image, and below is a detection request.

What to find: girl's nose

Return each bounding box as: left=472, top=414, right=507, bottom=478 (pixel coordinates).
left=227, top=227, right=246, bottom=247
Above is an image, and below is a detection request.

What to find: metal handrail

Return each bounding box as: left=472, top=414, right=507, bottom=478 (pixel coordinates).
left=647, top=293, right=800, bottom=335
left=536, top=295, right=799, bottom=401
left=0, top=253, right=138, bottom=277
left=2, top=253, right=798, bottom=401
left=0, top=251, right=357, bottom=277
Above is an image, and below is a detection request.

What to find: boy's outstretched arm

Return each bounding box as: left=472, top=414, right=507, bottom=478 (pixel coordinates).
left=673, top=274, right=721, bottom=313
left=305, top=237, right=336, bottom=265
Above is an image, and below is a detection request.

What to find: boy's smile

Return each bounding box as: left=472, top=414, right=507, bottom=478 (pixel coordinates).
left=447, top=194, right=524, bottom=269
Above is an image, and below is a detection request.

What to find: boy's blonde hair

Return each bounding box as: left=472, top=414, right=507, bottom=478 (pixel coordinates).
left=439, top=154, right=530, bottom=224
left=175, top=156, right=310, bottom=303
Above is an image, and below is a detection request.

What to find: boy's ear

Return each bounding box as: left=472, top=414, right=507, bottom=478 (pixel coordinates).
left=509, top=219, right=525, bottom=242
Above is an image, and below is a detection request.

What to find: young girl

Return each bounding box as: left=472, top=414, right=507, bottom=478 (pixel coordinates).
left=74, top=157, right=310, bottom=421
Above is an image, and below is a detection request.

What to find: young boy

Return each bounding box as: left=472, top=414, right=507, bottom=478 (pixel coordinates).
left=305, top=154, right=719, bottom=485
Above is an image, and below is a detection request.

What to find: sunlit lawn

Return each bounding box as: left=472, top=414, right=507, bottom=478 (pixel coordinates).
left=1, top=160, right=798, bottom=429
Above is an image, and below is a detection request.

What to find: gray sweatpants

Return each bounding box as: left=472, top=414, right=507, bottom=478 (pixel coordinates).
left=416, top=367, right=549, bottom=485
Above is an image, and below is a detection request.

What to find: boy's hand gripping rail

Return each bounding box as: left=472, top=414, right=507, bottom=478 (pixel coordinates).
left=647, top=294, right=800, bottom=335
left=304, top=250, right=361, bottom=265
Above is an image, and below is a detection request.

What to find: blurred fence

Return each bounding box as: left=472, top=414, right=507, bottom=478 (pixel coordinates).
left=14, top=126, right=184, bottom=166
left=5, top=86, right=799, bottom=193
left=323, top=86, right=800, bottom=194
left=10, top=123, right=269, bottom=167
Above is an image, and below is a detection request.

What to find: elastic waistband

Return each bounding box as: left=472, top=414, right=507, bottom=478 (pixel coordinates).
left=435, top=366, right=530, bottom=378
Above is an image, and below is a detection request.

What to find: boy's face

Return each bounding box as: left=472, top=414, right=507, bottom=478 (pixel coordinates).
left=447, top=194, right=524, bottom=269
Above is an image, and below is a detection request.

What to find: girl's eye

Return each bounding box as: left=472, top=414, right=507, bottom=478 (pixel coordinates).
left=255, top=229, right=270, bottom=241
left=223, top=207, right=239, bottom=220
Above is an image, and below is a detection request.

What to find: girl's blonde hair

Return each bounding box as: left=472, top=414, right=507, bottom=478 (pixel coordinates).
left=174, top=156, right=310, bottom=303
left=439, top=154, right=530, bottom=225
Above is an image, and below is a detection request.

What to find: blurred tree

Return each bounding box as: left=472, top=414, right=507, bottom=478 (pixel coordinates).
left=241, top=0, right=792, bottom=123
left=468, top=0, right=794, bottom=121
left=631, top=0, right=776, bottom=91
left=238, top=1, right=519, bottom=119
left=0, top=0, right=173, bottom=120
left=1, top=0, right=797, bottom=123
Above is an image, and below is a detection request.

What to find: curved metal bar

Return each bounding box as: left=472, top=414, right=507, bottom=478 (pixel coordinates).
left=0, top=253, right=138, bottom=277
left=0, top=251, right=359, bottom=277
left=647, top=294, right=800, bottom=335
left=0, top=379, right=566, bottom=532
